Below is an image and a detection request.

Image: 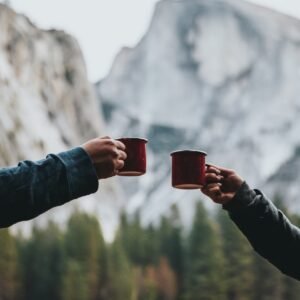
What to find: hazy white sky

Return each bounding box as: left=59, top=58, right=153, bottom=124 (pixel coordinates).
left=1, top=0, right=300, bottom=82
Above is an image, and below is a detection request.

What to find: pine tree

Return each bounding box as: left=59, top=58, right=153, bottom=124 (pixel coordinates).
left=217, top=209, right=254, bottom=300
left=156, top=257, right=178, bottom=300
left=185, top=202, right=225, bottom=300
left=159, top=205, right=183, bottom=276
left=144, top=224, right=160, bottom=266
left=0, top=228, right=20, bottom=300
left=61, top=260, right=89, bottom=300
left=63, top=211, right=106, bottom=300
left=139, top=266, right=158, bottom=300
left=158, top=204, right=184, bottom=297
left=121, top=211, right=152, bottom=266
left=20, top=222, right=65, bottom=300
left=281, top=275, right=300, bottom=300
left=106, top=231, right=136, bottom=300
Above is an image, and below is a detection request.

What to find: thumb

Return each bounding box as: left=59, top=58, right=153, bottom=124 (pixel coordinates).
left=207, top=164, right=234, bottom=176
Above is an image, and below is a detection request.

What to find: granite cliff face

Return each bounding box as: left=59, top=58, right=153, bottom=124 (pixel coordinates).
left=96, top=0, right=300, bottom=224
left=0, top=4, right=122, bottom=240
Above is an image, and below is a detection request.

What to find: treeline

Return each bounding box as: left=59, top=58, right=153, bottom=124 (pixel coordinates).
left=1, top=199, right=300, bottom=300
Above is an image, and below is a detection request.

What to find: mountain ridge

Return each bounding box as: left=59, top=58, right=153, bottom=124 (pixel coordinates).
left=96, top=0, right=300, bottom=225
left=0, top=3, right=123, bottom=240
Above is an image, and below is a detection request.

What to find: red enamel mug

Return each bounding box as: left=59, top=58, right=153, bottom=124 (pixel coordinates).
left=117, top=138, right=148, bottom=176
left=170, top=150, right=207, bottom=189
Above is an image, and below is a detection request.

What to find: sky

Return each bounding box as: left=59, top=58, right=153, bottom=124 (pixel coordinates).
left=1, top=0, right=300, bottom=82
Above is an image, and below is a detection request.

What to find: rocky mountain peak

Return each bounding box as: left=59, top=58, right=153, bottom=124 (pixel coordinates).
left=96, top=0, right=300, bottom=224
left=0, top=4, right=122, bottom=240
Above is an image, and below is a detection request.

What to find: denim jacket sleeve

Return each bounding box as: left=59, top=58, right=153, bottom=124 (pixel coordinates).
left=223, top=182, right=300, bottom=280
left=0, top=147, right=99, bottom=227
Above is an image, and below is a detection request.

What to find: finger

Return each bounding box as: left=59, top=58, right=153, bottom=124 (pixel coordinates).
left=118, top=150, right=127, bottom=160
left=202, top=182, right=222, bottom=191
left=115, top=160, right=125, bottom=170
left=100, top=136, right=111, bottom=140
left=205, top=173, right=223, bottom=184
left=205, top=183, right=222, bottom=191
left=92, top=146, right=123, bottom=163
left=205, top=185, right=222, bottom=200
left=206, top=164, right=234, bottom=176
left=93, top=149, right=116, bottom=163
left=201, top=183, right=221, bottom=195
left=92, top=148, right=123, bottom=165
left=211, top=187, right=222, bottom=197
left=115, top=140, right=126, bottom=151
left=201, top=186, right=211, bottom=197
left=201, top=185, right=222, bottom=201
left=206, top=164, right=221, bottom=175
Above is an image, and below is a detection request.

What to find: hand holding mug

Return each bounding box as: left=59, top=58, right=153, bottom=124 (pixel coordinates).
left=201, top=165, right=244, bottom=204
left=82, top=136, right=127, bottom=179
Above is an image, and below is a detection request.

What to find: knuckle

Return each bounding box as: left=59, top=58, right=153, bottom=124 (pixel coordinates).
left=111, top=149, right=119, bottom=158
left=106, top=140, right=115, bottom=146
left=120, top=151, right=127, bottom=160
left=117, top=141, right=126, bottom=150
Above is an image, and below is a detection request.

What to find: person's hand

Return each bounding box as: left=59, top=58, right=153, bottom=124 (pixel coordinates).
left=82, top=137, right=127, bottom=179
left=201, top=165, right=244, bottom=205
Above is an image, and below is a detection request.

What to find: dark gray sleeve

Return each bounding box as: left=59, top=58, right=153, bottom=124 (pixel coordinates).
left=223, top=182, right=300, bottom=280
left=0, top=147, right=99, bottom=227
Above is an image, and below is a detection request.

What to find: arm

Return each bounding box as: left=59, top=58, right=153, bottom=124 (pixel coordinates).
left=0, top=137, right=126, bottom=228
left=0, top=147, right=97, bottom=227
left=201, top=165, right=300, bottom=280
left=224, top=182, right=300, bottom=280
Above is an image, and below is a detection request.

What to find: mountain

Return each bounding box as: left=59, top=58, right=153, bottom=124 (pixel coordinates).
left=0, top=4, right=123, bottom=241
left=96, top=0, right=300, bottom=226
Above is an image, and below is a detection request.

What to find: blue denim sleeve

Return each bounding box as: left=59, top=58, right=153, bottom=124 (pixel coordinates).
left=223, top=182, right=300, bottom=280
left=0, top=147, right=98, bottom=227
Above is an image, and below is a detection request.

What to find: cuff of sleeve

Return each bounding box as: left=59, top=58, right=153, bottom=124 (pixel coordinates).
left=223, top=181, right=256, bottom=212
left=56, top=147, right=99, bottom=199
